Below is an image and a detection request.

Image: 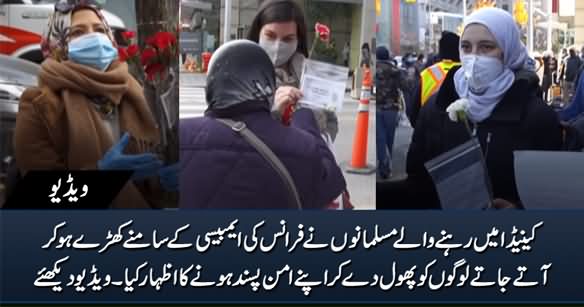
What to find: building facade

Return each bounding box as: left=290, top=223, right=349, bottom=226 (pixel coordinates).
left=180, top=0, right=372, bottom=69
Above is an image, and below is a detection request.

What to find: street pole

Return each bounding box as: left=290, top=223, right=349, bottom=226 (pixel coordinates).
left=547, top=0, right=552, bottom=52
left=135, top=0, right=180, bottom=183
left=429, top=1, right=433, bottom=53
left=463, top=0, right=467, bottom=17
left=223, top=0, right=232, bottom=44
left=527, top=0, right=534, bottom=54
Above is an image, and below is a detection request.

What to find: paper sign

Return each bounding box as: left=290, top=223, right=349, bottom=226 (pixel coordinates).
left=299, top=59, right=349, bottom=112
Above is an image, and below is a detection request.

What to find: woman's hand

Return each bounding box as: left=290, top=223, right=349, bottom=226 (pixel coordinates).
left=274, top=86, right=303, bottom=115
left=97, top=132, right=162, bottom=181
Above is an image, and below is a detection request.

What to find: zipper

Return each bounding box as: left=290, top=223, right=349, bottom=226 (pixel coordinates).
left=484, top=132, right=492, bottom=161
left=474, top=123, right=492, bottom=160
left=475, top=124, right=495, bottom=207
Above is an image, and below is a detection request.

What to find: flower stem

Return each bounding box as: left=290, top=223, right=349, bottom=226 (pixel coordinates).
left=460, top=113, right=473, bottom=138
left=308, top=36, right=318, bottom=59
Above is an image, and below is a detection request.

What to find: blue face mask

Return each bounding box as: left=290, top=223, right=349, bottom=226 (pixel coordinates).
left=68, top=32, right=118, bottom=71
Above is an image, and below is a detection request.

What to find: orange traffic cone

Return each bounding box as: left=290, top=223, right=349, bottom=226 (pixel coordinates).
left=345, top=67, right=375, bottom=174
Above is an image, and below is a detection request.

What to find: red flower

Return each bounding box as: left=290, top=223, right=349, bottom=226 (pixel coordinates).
left=140, top=47, right=157, bottom=66
left=145, top=63, right=164, bottom=81
left=315, top=22, right=330, bottom=42
left=121, top=31, right=135, bottom=40
left=281, top=104, right=294, bottom=126
left=127, top=44, right=139, bottom=58
left=146, top=31, right=176, bottom=51
left=117, top=47, right=128, bottom=62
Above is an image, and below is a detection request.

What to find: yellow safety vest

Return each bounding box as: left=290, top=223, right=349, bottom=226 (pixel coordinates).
left=420, top=60, right=460, bottom=106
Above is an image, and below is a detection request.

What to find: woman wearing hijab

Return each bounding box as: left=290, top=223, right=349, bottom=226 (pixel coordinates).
left=179, top=40, right=346, bottom=209
left=247, top=0, right=339, bottom=142
left=14, top=0, right=177, bottom=208
left=406, top=8, right=562, bottom=208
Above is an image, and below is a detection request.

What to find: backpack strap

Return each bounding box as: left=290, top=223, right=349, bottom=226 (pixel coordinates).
left=215, top=118, right=303, bottom=209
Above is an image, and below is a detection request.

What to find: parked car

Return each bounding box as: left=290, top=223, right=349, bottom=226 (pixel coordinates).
left=0, top=54, right=39, bottom=204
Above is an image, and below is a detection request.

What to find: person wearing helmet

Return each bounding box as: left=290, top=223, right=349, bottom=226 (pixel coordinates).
left=179, top=40, right=346, bottom=209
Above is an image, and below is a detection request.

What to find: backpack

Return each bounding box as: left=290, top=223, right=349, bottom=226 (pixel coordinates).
left=376, top=60, right=402, bottom=108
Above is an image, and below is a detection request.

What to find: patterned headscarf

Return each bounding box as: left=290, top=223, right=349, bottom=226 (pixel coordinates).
left=41, top=0, right=116, bottom=61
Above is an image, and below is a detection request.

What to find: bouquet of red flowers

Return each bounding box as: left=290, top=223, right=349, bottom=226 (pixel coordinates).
left=118, top=30, right=178, bottom=82
left=117, top=30, right=180, bottom=166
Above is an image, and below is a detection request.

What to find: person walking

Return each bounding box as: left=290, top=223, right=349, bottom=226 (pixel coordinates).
left=342, top=41, right=350, bottom=67
left=375, top=46, right=403, bottom=180
left=541, top=51, right=553, bottom=102
left=563, top=48, right=581, bottom=102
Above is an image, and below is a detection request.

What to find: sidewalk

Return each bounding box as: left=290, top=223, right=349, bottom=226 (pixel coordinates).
left=335, top=95, right=376, bottom=210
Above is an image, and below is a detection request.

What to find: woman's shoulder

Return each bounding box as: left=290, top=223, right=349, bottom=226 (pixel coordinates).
left=17, top=86, right=66, bottom=136
left=20, top=86, right=61, bottom=109
left=516, top=85, right=559, bottom=129
left=514, top=69, right=540, bottom=89
left=179, top=116, right=213, bottom=141
left=290, top=53, right=306, bottom=77
left=525, top=95, right=558, bottom=122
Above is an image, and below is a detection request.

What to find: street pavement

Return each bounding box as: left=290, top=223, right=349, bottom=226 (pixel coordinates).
left=180, top=72, right=207, bottom=118
left=179, top=72, right=377, bottom=209
left=333, top=95, right=376, bottom=210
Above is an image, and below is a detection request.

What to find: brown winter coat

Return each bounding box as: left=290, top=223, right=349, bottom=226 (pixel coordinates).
left=14, top=58, right=161, bottom=208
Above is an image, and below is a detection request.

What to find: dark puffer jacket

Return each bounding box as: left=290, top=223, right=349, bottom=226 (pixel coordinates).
left=180, top=103, right=346, bottom=209
left=405, top=66, right=562, bottom=208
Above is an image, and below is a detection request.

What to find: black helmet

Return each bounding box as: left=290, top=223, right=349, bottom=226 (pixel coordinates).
left=206, top=39, right=276, bottom=111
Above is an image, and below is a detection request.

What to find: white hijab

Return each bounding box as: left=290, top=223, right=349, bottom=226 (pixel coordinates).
left=454, top=8, right=529, bottom=122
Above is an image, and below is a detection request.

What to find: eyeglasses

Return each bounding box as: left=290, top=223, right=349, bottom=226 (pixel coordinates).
left=54, top=0, right=104, bottom=13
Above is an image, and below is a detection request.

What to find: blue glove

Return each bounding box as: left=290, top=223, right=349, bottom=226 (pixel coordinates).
left=158, top=163, right=179, bottom=192
left=98, top=132, right=163, bottom=181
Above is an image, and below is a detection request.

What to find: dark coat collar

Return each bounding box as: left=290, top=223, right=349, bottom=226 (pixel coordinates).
left=436, top=66, right=537, bottom=123
left=205, top=100, right=271, bottom=119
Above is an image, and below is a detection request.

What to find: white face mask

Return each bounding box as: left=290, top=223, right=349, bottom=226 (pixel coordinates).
left=461, top=54, right=504, bottom=93
left=259, top=36, right=298, bottom=67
